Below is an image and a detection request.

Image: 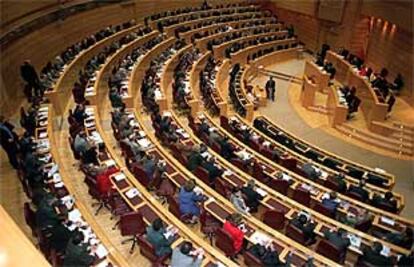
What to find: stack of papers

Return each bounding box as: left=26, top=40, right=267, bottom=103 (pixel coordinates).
left=347, top=234, right=361, bottom=248
left=68, top=209, right=82, bottom=222
left=114, top=173, right=126, bottom=182
left=250, top=231, right=271, bottom=245
left=255, top=187, right=268, bottom=197
left=95, top=244, right=109, bottom=259
left=380, top=216, right=395, bottom=226
left=125, top=188, right=140, bottom=199
left=137, top=138, right=152, bottom=148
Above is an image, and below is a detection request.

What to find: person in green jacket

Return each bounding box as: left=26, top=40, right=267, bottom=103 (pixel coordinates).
left=186, top=145, right=203, bottom=172
left=63, top=231, right=95, bottom=267
left=146, top=218, right=175, bottom=257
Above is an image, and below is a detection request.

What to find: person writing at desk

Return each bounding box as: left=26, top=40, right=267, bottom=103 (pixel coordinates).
left=146, top=218, right=177, bottom=257
left=358, top=241, right=393, bottom=266
left=63, top=231, right=96, bottom=267
left=290, top=213, right=316, bottom=244
left=242, top=180, right=264, bottom=213
left=179, top=180, right=205, bottom=224
left=171, top=241, right=204, bottom=267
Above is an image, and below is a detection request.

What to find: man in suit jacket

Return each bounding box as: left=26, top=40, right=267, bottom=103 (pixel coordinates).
left=171, top=241, right=203, bottom=267
left=348, top=180, right=369, bottom=202
left=63, top=231, right=95, bottom=267
left=321, top=192, right=340, bottom=216
left=20, top=60, right=41, bottom=98
left=202, top=157, right=223, bottom=184
left=323, top=228, right=350, bottom=254
left=146, top=218, right=174, bottom=257
left=0, top=116, right=19, bottom=169
left=291, top=214, right=316, bottom=243
left=359, top=242, right=393, bottom=266
left=302, top=161, right=321, bottom=181
left=265, top=76, right=276, bottom=101
left=241, top=180, right=264, bottom=213
left=371, top=191, right=398, bottom=213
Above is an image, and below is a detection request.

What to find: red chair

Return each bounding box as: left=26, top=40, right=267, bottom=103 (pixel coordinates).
left=130, top=163, right=151, bottom=188
left=24, top=202, right=37, bottom=237
left=220, top=116, right=229, bottom=130
left=119, top=211, right=146, bottom=254
left=261, top=209, right=285, bottom=230
left=200, top=207, right=220, bottom=245
left=355, top=218, right=372, bottom=232
left=292, top=187, right=311, bottom=207
left=244, top=251, right=263, bottom=266
left=313, top=201, right=334, bottom=217
left=346, top=191, right=365, bottom=203
left=324, top=178, right=340, bottom=192
left=285, top=223, right=310, bottom=245
left=137, top=235, right=170, bottom=265
left=269, top=179, right=290, bottom=195
left=215, top=179, right=231, bottom=198
left=316, top=239, right=346, bottom=264
left=215, top=228, right=238, bottom=258
left=194, top=166, right=211, bottom=185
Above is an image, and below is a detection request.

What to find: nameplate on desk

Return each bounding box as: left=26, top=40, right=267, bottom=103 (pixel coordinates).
left=255, top=187, right=267, bottom=197
left=380, top=216, right=395, bottom=226
left=113, top=173, right=126, bottom=182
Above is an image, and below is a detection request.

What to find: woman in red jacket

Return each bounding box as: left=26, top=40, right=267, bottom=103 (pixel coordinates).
left=223, top=213, right=245, bottom=253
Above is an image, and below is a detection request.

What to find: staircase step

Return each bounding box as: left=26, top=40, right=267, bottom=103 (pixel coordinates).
left=337, top=125, right=413, bottom=156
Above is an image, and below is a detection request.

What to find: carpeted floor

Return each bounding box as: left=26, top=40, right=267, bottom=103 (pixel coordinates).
left=251, top=58, right=414, bottom=219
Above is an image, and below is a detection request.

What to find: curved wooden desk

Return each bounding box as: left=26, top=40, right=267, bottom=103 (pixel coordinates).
left=327, top=85, right=349, bottom=126
left=254, top=115, right=395, bottom=188
left=91, top=30, right=160, bottom=108
left=45, top=24, right=142, bottom=116
left=326, top=51, right=389, bottom=124
left=81, top=106, right=237, bottom=267
left=196, top=113, right=412, bottom=258
left=248, top=47, right=301, bottom=68
left=38, top=105, right=129, bottom=267
left=303, top=60, right=330, bottom=93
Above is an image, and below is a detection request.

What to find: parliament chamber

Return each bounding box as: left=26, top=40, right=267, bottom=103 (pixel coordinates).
left=1, top=0, right=413, bottom=266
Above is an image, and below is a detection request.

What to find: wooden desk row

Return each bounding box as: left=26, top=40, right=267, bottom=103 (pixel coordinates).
left=34, top=105, right=128, bottom=267
left=303, top=60, right=330, bottom=93
left=254, top=115, right=395, bottom=188
left=326, top=84, right=349, bottom=126
left=147, top=2, right=256, bottom=29
left=190, top=113, right=412, bottom=258
left=90, top=30, right=161, bottom=108
left=326, top=51, right=389, bottom=124
left=194, top=17, right=279, bottom=52
left=162, top=6, right=261, bottom=37
left=45, top=24, right=143, bottom=115
left=79, top=106, right=236, bottom=267
left=222, top=115, right=412, bottom=231
left=214, top=30, right=288, bottom=61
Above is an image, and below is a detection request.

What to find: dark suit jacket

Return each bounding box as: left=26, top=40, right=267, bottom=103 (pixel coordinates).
left=291, top=217, right=316, bottom=242
left=324, top=231, right=350, bottom=253
left=241, top=186, right=263, bottom=210
left=63, top=239, right=95, bottom=267
left=348, top=185, right=369, bottom=202
left=360, top=248, right=393, bottom=266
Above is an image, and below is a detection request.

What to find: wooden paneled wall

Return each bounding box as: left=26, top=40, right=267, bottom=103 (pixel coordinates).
left=365, top=20, right=413, bottom=98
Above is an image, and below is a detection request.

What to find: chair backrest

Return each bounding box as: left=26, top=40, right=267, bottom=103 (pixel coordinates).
left=292, top=187, right=311, bottom=207
left=130, top=163, right=150, bottom=188
left=262, top=209, right=285, bottom=230
left=316, top=239, right=345, bottom=264
left=286, top=223, right=306, bottom=244
left=215, top=228, right=237, bottom=257
left=137, top=235, right=158, bottom=262
left=194, top=166, right=210, bottom=185
left=168, top=196, right=181, bottom=218
left=346, top=190, right=365, bottom=202
left=215, top=179, right=230, bottom=198
left=244, top=251, right=263, bottom=267
left=269, top=179, right=290, bottom=195
left=220, top=116, right=229, bottom=130
left=314, top=201, right=334, bottom=217
left=324, top=178, right=340, bottom=192
left=355, top=218, right=372, bottom=232
left=119, top=211, right=146, bottom=236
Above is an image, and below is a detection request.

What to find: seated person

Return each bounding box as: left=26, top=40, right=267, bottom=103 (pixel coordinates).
left=63, top=231, right=96, bottom=267
left=142, top=154, right=157, bottom=180
left=73, top=104, right=88, bottom=124
left=171, top=241, right=204, bottom=267
left=249, top=242, right=292, bottom=267
left=331, top=172, right=347, bottom=193
left=230, top=187, right=249, bottom=215
left=219, top=136, right=236, bottom=160
left=398, top=251, right=413, bottom=267
left=187, top=145, right=204, bottom=171
left=391, top=73, right=404, bottom=94
left=201, top=156, right=223, bottom=184
left=302, top=160, right=321, bottom=181
left=371, top=191, right=398, bottom=213
left=241, top=180, right=264, bottom=213
left=384, top=227, right=413, bottom=250
left=347, top=179, right=369, bottom=202
left=223, top=213, right=246, bottom=254
left=341, top=208, right=372, bottom=228
left=359, top=241, right=393, bottom=266
left=323, top=228, right=350, bottom=255
left=290, top=214, right=316, bottom=244
left=36, top=196, right=62, bottom=229
left=321, top=192, right=340, bottom=217
left=146, top=218, right=175, bottom=257
left=179, top=180, right=205, bottom=222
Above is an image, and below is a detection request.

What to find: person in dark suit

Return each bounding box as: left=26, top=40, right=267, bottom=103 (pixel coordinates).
left=202, top=157, right=223, bottom=184
left=146, top=218, right=175, bottom=257
left=372, top=191, right=398, bottom=213
left=265, top=77, right=276, bottom=101
left=20, top=60, right=41, bottom=99
left=248, top=243, right=292, bottom=267
left=63, top=231, right=95, bottom=267
left=359, top=241, right=393, bottom=266
left=347, top=179, right=369, bottom=202
left=187, top=145, right=204, bottom=171
left=384, top=227, right=413, bottom=250
left=73, top=104, right=88, bottom=124
left=302, top=160, right=321, bottom=181
left=219, top=136, right=235, bottom=160
left=398, top=251, right=413, bottom=267
left=332, top=172, right=347, bottom=193
left=291, top=214, right=316, bottom=244
left=241, top=180, right=263, bottom=213
left=0, top=116, right=19, bottom=169
left=323, top=228, right=350, bottom=254
left=321, top=192, right=340, bottom=217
